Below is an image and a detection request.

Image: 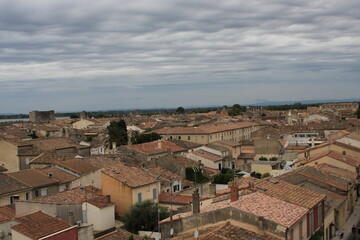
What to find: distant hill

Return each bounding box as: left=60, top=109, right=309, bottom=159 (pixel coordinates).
left=251, top=98, right=360, bottom=106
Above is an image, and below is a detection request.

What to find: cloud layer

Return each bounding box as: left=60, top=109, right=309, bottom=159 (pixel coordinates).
left=0, top=0, right=359, bottom=113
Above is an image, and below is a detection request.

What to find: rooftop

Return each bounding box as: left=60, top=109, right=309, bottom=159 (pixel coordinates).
left=162, top=192, right=308, bottom=228
left=125, top=140, right=186, bottom=155
left=95, top=228, right=142, bottom=240
left=0, top=173, right=30, bottom=196
left=192, top=149, right=223, bottom=162
left=12, top=211, right=71, bottom=240
left=255, top=178, right=325, bottom=209
left=7, top=169, right=59, bottom=188
left=25, top=186, right=101, bottom=205
left=54, top=158, right=101, bottom=175
left=102, top=163, right=158, bottom=188
left=172, top=221, right=279, bottom=240
left=156, top=122, right=257, bottom=135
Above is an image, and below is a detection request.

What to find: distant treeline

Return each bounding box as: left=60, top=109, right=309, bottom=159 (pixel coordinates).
left=262, top=102, right=320, bottom=111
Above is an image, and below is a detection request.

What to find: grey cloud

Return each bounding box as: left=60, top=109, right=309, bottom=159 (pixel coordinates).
left=0, top=0, right=359, bottom=112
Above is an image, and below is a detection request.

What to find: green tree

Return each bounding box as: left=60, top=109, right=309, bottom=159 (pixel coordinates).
left=107, top=120, right=128, bottom=148
left=132, top=132, right=162, bottom=144
left=228, top=104, right=246, bottom=116
left=176, top=106, right=185, bottom=114
left=123, top=200, right=169, bottom=233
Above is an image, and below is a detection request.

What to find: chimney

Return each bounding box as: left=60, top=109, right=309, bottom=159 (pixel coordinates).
left=158, top=140, right=162, bottom=149
left=112, top=142, right=116, bottom=150
left=192, top=189, right=200, bottom=214
left=342, top=151, right=346, bottom=161
left=311, top=137, right=315, bottom=147
left=167, top=149, right=172, bottom=155
left=105, top=195, right=111, bottom=203
left=68, top=211, right=74, bottom=225
left=229, top=180, right=239, bottom=202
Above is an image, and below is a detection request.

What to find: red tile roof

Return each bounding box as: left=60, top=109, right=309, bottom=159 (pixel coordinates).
left=315, top=163, right=357, bottom=181
left=95, top=228, right=142, bottom=240
left=192, top=149, right=223, bottom=162
left=162, top=192, right=307, bottom=228
left=54, top=158, right=101, bottom=175
left=102, top=163, right=158, bottom=188
left=0, top=205, right=15, bottom=223
left=125, top=140, right=186, bottom=155
left=255, top=178, right=325, bottom=209
left=12, top=211, right=71, bottom=239
left=7, top=169, right=59, bottom=188
left=159, top=192, right=192, bottom=205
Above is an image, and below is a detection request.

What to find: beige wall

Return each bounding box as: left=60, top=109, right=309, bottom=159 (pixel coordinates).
left=300, top=155, right=357, bottom=173
left=251, top=164, right=273, bottom=175
left=186, top=152, right=222, bottom=170
left=11, top=231, right=32, bottom=240
left=324, top=209, right=335, bottom=240
left=162, top=126, right=261, bottom=144
left=84, top=202, right=115, bottom=231
left=101, top=173, right=133, bottom=216
left=0, top=191, right=31, bottom=207
left=0, top=141, right=19, bottom=172
left=131, top=182, right=160, bottom=205
left=102, top=173, right=160, bottom=216
left=69, top=170, right=102, bottom=189
left=0, top=220, right=17, bottom=240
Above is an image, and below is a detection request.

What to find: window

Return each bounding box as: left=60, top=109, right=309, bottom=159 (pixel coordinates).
left=188, top=136, right=191, bottom=140
left=178, top=136, right=181, bottom=140
left=26, top=192, right=30, bottom=200
left=173, top=184, right=180, bottom=192
left=34, top=190, right=40, bottom=197
left=41, top=188, right=48, bottom=196
left=218, top=163, right=222, bottom=170
left=137, top=193, right=142, bottom=203
left=152, top=188, right=157, bottom=200
left=10, top=195, right=20, bottom=204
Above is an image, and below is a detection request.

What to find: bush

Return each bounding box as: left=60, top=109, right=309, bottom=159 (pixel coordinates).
left=185, top=168, right=209, bottom=184
left=123, top=200, right=169, bottom=233
left=262, top=173, right=270, bottom=178
left=250, top=172, right=262, bottom=179
left=259, top=156, right=268, bottom=161
left=269, top=157, right=278, bottom=161
left=212, top=174, right=233, bottom=184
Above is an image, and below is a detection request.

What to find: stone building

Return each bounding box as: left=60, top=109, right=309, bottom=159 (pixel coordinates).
left=29, top=110, right=55, bottom=123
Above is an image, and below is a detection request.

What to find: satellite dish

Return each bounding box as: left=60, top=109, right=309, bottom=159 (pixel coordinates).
left=194, top=229, right=199, bottom=238
left=170, top=228, right=174, bottom=235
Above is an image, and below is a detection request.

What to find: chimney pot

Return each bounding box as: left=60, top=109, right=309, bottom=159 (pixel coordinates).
left=230, top=180, right=239, bottom=202
left=192, top=189, right=200, bottom=214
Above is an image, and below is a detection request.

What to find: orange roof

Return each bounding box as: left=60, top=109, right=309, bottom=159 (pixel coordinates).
left=255, top=178, right=325, bottom=209
left=192, top=149, right=223, bottom=162
left=102, top=163, right=158, bottom=188
left=12, top=211, right=71, bottom=239
left=125, top=140, right=186, bottom=155
left=162, top=192, right=307, bottom=228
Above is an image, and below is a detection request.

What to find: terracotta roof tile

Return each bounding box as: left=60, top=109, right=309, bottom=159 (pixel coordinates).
left=7, top=169, right=59, bottom=188
left=12, top=211, right=71, bottom=239
left=0, top=173, right=30, bottom=196
left=95, top=228, right=142, bottom=240
left=192, top=149, right=223, bottom=162
left=159, top=192, right=192, bottom=205
left=125, top=140, right=186, bottom=155
left=102, top=163, right=158, bottom=188
left=315, top=163, right=357, bottom=181
left=0, top=205, right=15, bottom=223
left=173, top=221, right=278, bottom=240
left=25, top=186, right=101, bottom=204
left=54, top=158, right=101, bottom=175
left=162, top=192, right=307, bottom=228
left=255, top=178, right=325, bottom=209
left=39, top=167, right=77, bottom=183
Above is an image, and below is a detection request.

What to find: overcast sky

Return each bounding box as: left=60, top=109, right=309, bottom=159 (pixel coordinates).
left=0, top=0, right=359, bottom=113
